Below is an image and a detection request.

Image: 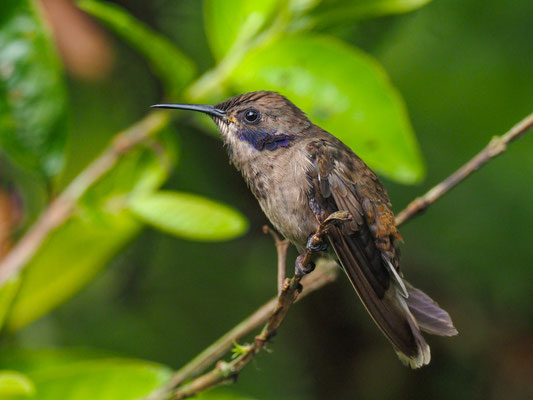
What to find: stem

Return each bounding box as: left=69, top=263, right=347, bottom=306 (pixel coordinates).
left=262, top=225, right=290, bottom=294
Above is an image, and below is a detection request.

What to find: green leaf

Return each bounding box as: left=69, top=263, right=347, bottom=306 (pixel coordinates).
left=78, top=0, right=196, bottom=97
left=204, top=0, right=281, bottom=60
left=307, top=0, right=432, bottom=28
left=0, top=350, right=171, bottom=400
left=5, top=130, right=177, bottom=330
left=231, top=341, right=252, bottom=359
left=0, top=371, right=35, bottom=398
left=231, top=34, right=425, bottom=183
left=128, top=191, right=248, bottom=242
left=0, top=0, right=68, bottom=178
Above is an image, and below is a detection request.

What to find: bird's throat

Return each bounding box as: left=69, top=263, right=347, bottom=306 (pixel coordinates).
left=236, top=128, right=296, bottom=151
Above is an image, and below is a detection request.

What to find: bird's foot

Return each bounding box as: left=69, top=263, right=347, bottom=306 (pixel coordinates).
left=306, top=233, right=328, bottom=253
left=295, top=254, right=315, bottom=276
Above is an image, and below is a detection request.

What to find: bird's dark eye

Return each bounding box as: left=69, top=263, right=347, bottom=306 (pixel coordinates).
left=243, top=108, right=261, bottom=124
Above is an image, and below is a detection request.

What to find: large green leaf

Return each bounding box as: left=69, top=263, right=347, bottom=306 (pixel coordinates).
left=204, top=0, right=281, bottom=60
left=0, top=350, right=171, bottom=400
left=5, top=129, right=177, bottom=331
left=231, top=34, right=425, bottom=183
left=78, top=0, right=196, bottom=97
left=128, top=191, right=248, bottom=242
left=0, top=0, right=68, bottom=178
left=306, top=0, right=432, bottom=28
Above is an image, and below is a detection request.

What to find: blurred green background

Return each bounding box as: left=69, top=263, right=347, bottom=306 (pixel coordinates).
left=1, top=0, right=532, bottom=399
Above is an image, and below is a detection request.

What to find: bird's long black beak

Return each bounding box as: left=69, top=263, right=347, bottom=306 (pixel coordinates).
left=150, top=103, right=226, bottom=119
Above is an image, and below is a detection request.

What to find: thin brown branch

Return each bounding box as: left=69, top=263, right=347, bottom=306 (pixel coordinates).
left=0, top=111, right=169, bottom=286
left=395, top=112, right=533, bottom=227
left=262, top=225, right=290, bottom=293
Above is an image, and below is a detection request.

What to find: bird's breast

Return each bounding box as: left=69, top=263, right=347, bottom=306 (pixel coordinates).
left=241, top=146, right=318, bottom=248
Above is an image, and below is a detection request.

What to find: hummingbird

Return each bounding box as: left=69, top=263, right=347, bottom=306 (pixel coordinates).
left=152, top=91, right=457, bottom=368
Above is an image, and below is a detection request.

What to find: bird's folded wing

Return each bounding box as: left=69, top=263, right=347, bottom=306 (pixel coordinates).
left=305, top=138, right=427, bottom=362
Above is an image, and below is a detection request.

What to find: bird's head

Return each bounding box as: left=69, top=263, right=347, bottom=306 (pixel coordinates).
left=152, top=91, right=311, bottom=153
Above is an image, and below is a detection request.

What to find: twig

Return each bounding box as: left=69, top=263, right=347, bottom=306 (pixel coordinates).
left=262, top=225, right=290, bottom=294
left=0, top=111, right=169, bottom=286
left=168, top=213, right=349, bottom=400
left=395, top=112, right=533, bottom=226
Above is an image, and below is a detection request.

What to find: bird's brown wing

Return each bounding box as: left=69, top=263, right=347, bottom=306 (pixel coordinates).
left=305, top=138, right=429, bottom=367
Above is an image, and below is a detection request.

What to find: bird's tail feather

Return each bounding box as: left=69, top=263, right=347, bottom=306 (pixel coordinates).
left=404, top=281, right=458, bottom=337
left=393, top=289, right=431, bottom=368
left=395, top=282, right=458, bottom=367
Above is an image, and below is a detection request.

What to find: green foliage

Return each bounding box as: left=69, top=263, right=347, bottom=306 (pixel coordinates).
left=128, top=191, right=248, bottom=242
left=0, top=0, right=67, bottom=179
left=0, top=0, right=482, bottom=398
left=78, top=0, right=196, bottom=98
left=232, top=34, right=424, bottom=182
left=0, top=349, right=171, bottom=400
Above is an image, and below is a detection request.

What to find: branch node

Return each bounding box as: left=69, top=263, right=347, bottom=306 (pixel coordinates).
left=487, top=135, right=506, bottom=156
left=262, top=225, right=283, bottom=245
left=254, top=334, right=268, bottom=348
left=216, top=361, right=234, bottom=378
left=281, top=278, right=291, bottom=292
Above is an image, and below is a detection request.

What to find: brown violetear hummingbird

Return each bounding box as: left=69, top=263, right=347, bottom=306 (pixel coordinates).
left=152, top=91, right=457, bottom=368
